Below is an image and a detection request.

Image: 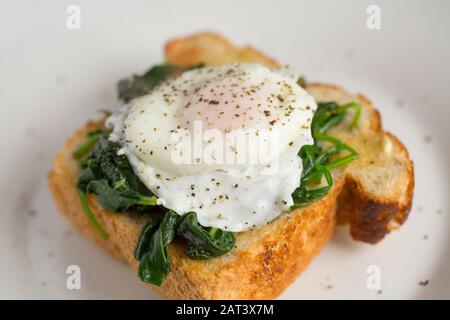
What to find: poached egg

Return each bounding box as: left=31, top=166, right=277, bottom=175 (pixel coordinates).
left=107, top=63, right=316, bottom=232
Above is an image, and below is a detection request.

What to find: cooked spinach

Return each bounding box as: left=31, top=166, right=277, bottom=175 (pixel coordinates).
left=77, top=135, right=157, bottom=212
left=73, top=130, right=107, bottom=160
left=78, top=192, right=108, bottom=240
left=291, top=101, right=361, bottom=208
left=83, top=179, right=157, bottom=212
left=311, top=101, right=361, bottom=135
left=117, top=64, right=178, bottom=103
left=75, top=131, right=157, bottom=239
left=134, top=219, right=161, bottom=261
left=177, top=212, right=236, bottom=259
left=134, top=211, right=235, bottom=285
left=137, top=211, right=178, bottom=286
left=117, top=63, right=205, bottom=103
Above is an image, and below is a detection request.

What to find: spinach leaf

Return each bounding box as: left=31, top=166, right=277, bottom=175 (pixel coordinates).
left=137, top=211, right=178, bottom=286
left=77, top=158, right=102, bottom=192
left=117, top=63, right=205, bottom=103
left=75, top=131, right=158, bottom=239
left=311, top=102, right=361, bottom=134
left=291, top=101, right=361, bottom=208
left=134, top=219, right=161, bottom=261
left=77, top=135, right=156, bottom=212
left=117, top=64, right=177, bottom=103
left=73, top=130, right=107, bottom=160
left=177, top=212, right=236, bottom=259
left=133, top=211, right=235, bottom=285
left=78, top=192, right=108, bottom=240
left=85, top=179, right=156, bottom=212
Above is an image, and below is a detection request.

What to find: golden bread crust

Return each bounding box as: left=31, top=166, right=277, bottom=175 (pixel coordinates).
left=165, top=32, right=279, bottom=69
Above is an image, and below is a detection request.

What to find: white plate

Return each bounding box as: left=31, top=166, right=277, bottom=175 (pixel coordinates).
left=1, top=0, right=449, bottom=299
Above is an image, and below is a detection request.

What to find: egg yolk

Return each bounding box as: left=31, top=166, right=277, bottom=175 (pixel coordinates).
left=182, top=77, right=274, bottom=133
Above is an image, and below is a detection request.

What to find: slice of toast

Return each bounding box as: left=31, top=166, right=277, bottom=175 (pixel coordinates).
left=48, top=32, right=414, bottom=299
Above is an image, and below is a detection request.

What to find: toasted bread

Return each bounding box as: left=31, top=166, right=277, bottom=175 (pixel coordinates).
left=48, top=32, right=414, bottom=299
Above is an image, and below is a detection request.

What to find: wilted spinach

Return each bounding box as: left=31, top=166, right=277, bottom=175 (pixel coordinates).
left=117, top=63, right=205, bottom=103
left=77, top=135, right=157, bottom=211
left=177, top=212, right=236, bottom=259
left=137, top=211, right=178, bottom=286
left=134, top=211, right=235, bottom=285
left=291, top=102, right=361, bottom=208
left=78, top=192, right=108, bottom=240
left=117, top=64, right=177, bottom=103
left=134, top=219, right=162, bottom=261
left=75, top=131, right=157, bottom=239
left=73, top=130, right=107, bottom=160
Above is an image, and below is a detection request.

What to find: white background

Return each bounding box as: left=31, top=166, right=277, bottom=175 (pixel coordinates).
left=0, top=0, right=449, bottom=299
